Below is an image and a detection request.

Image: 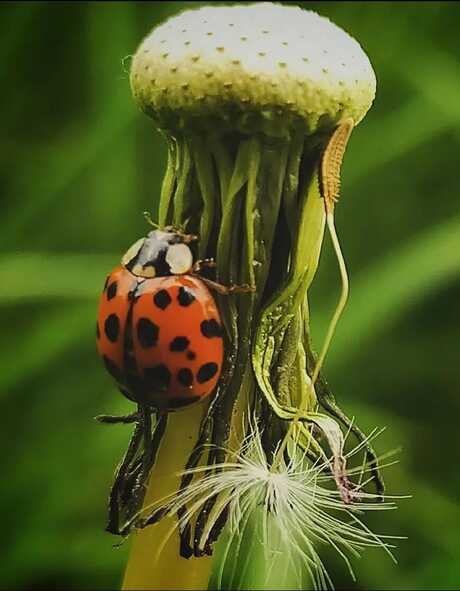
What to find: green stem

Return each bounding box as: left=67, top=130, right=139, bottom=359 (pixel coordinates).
left=172, top=138, right=192, bottom=228
left=158, top=138, right=176, bottom=227
left=191, top=135, right=216, bottom=258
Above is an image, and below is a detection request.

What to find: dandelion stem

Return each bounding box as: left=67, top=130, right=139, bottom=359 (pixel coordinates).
left=123, top=4, right=383, bottom=589
left=122, top=405, right=213, bottom=590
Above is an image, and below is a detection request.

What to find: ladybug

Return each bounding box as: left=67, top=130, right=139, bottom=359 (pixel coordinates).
left=97, top=228, right=225, bottom=411
left=96, top=224, right=250, bottom=537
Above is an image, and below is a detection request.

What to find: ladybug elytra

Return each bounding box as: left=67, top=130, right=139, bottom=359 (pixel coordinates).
left=96, top=228, right=225, bottom=412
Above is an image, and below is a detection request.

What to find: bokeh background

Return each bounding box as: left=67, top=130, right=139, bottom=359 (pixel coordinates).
left=1, top=1, right=459, bottom=589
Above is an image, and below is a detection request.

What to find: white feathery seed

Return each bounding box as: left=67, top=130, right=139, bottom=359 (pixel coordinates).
left=138, top=419, right=405, bottom=590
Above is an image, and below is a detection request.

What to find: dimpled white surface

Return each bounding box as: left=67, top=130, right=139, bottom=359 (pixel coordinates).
left=131, top=3, right=376, bottom=132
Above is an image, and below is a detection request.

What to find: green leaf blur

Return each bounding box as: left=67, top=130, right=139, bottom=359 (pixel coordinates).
left=1, top=2, right=459, bottom=589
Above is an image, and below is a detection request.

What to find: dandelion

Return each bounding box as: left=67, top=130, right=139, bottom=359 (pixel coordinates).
left=105, top=3, right=403, bottom=589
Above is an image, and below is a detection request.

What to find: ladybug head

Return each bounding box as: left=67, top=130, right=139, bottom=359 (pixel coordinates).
left=121, top=229, right=196, bottom=278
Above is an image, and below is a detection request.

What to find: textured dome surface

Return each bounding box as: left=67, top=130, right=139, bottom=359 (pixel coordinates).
left=130, top=3, right=376, bottom=136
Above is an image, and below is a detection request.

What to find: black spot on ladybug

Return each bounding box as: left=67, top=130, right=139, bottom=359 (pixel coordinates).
left=144, top=364, right=171, bottom=391
left=104, top=314, right=120, bottom=342
left=170, top=336, right=190, bottom=352
left=178, top=286, right=195, bottom=306
left=154, top=289, right=172, bottom=310
left=96, top=322, right=100, bottom=339
left=200, top=319, right=223, bottom=338
left=169, top=395, right=200, bottom=409
left=187, top=351, right=196, bottom=360
left=137, top=318, right=159, bottom=348
left=197, top=362, right=218, bottom=383
left=177, top=367, right=194, bottom=387
left=103, top=355, right=120, bottom=380
left=107, top=281, right=118, bottom=300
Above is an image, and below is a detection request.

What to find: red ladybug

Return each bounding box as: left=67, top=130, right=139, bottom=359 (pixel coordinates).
left=96, top=225, right=249, bottom=537
left=96, top=228, right=224, bottom=411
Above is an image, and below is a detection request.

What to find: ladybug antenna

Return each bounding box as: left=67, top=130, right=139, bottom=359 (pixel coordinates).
left=143, top=211, right=199, bottom=242
left=143, top=211, right=160, bottom=229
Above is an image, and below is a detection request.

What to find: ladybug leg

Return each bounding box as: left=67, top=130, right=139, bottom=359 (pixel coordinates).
left=178, top=230, right=199, bottom=244
left=95, top=411, right=140, bottom=424
left=194, top=275, right=255, bottom=295
left=192, top=258, right=217, bottom=274
left=105, top=416, right=143, bottom=535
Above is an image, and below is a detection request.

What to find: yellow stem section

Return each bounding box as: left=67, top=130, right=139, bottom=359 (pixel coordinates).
left=122, top=404, right=212, bottom=590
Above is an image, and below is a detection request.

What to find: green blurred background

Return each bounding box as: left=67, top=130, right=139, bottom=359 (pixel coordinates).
left=1, top=1, right=459, bottom=589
